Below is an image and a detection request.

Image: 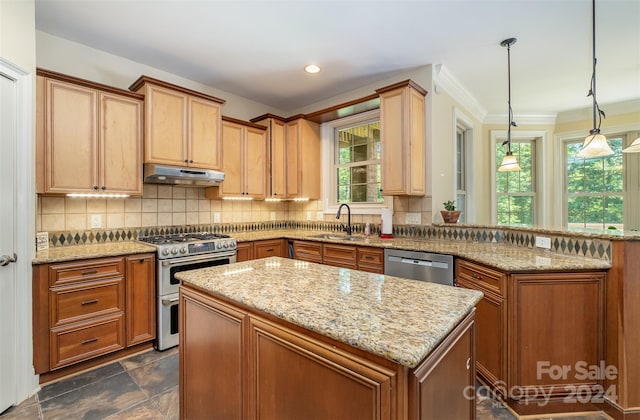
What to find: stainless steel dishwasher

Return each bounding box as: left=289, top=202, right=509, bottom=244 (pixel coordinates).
left=384, top=249, right=454, bottom=286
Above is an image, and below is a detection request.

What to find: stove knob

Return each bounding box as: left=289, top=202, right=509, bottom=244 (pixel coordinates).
left=162, top=248, right=169, bottom=256
left=171, top=247, right=178, bottom=255
left=180, top=246, right=187, bottom=254
left=229, top=242, right=236, bottom=249
left=216, top=242, right=222, bottom=249
left=223, top=242, right=229, bottom=249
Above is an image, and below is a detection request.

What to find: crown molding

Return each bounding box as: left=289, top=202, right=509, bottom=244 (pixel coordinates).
left=433, top=64, right=487, bottom=123
left=483, top=113, right=557, bottom=126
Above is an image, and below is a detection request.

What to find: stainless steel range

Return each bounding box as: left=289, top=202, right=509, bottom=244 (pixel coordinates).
left=138, top=232, right=237, bottom=350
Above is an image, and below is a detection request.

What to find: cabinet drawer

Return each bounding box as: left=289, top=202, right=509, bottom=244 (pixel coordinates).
left=50, top=279, right=125, bottom=327
left=456, top=260, right=506, bottom=296
left=323, top=244, right=357, bottom=269
left=293, top=241, right=322, bottom=263
left=50, top=314, right=125, bottom=370
left=49, top=257, right=125, bottom=287
left=358, top=247, right=384, bottom=266
left=254, top=239, right=285, bottom=259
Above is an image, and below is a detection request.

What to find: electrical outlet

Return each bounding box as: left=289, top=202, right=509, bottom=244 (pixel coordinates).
left=90, top=214, right=102, bottom=229
left=316, top=211, right=324, bottom=221
left=270, top=212, right=276, bottom=221
left=306, top=211, right=312, bottom=220
left=406, top=212, right=421, bottom=225
left=535, top=236, right=551, bottom=249
left=213, top=212, right=221, bottom=223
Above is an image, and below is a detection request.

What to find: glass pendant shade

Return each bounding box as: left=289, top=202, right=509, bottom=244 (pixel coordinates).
left=622, top=137, right=640, bottom=153
left=498, top=152, right=521, bottom=172
left=577, top=132, right=614, bottom=158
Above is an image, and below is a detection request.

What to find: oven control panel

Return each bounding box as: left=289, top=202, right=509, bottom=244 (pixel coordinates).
left=157, top=239, right=237, bottom=258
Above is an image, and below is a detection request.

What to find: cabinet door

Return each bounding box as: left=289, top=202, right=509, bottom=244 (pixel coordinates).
left=180, top=287, right=246, bottom=420
left=188, top=96, right=221, bottom=169
left=410, top=311, right=475, bottom=420
left=298, top=119, right=321, bottom=199
left=236, top=242, right=253, bottom=262
left=293, top=240, right=322, bottom=263
left=219, top=121, right=243, bottom=196
left=323, top=244, right=357, bottom=269
left=285, top=120, right=300, bottom=197
left=44, top=78, right=98, bottom=193
left=379, top=88, right=405, bottom=195
left=254, top=239, right=285, bottom=259
left=100, top=92, right=143, bottom=194
left=125, top=254, right=156, bottom=346
left=269, top=119, right=287, bottom=197
left=358, top=247, right=385, bottom=273
left=244, top=126, right=267, bottom=199
left=144, top=84, right=187, bottom=165
left=457, top=278, right=506, bottom=392
left=248, top=316, right=395, bottom=420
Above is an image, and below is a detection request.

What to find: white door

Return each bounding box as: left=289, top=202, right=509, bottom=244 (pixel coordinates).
left=0, top=71, right=18, bottom=413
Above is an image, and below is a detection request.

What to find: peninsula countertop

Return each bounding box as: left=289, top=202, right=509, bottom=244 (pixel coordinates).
left=176, top=256, right=483, bottom=368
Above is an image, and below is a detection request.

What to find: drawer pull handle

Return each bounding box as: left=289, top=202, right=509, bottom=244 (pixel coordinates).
left=81, top=299, right=98, bottom=305
left=466, top=358, right=471, bottom=370
left=471, top=273, right=482, bottom=280
left=81, top=270, right=98, bottom=276
left=365, top=256, right=374, bottom=260
left=81, top=337, right=98, bottom=345
left=266, top=248, right=274, bottom=252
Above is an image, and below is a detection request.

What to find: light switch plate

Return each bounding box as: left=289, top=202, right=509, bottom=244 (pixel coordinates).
left=406, top=212, right=421, bottom=225
left=270, top=212, right=276, bottom=221
left=535, top=236, right=551, bottom=249
left=213, top=212, right=221, bottom=223
left=90, top=214, right=102, bottom=229
left=36, top=232, right=49, bottom=251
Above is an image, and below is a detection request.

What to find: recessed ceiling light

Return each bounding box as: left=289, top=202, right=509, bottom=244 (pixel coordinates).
left=304, top=64, right=320, bottom=74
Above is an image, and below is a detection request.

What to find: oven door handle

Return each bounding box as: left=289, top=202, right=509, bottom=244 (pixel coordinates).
left=162, top=296, right=180, bottom=305
left=160, top=251, right=236, bottom=267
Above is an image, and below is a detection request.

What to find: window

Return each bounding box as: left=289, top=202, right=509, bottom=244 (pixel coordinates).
left=565, top=136, right=624, bottom=230
left=456, top=126, right=468, bottom=222
left=496, top=140, right=536, bottom=225
left=332, top=116, right=383, bottom=204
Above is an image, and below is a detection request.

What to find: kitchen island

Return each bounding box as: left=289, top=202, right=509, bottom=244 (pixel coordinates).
left=176, top=256, right=483, bottom=419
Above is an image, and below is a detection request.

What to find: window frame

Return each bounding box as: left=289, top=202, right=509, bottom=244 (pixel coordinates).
left=491, top=130, right=546, bottom=226
left=321, top=109, right=392, bottom=215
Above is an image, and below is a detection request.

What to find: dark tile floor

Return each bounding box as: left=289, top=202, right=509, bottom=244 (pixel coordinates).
left=1, top=348, right=610, bottom=420
left=0, top=347, right=178, bottom=420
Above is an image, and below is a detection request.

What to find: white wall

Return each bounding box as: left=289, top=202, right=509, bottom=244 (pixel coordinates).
left=36, top=31, right=286, bottom=121
left=1, top=0, right=36, bottom=70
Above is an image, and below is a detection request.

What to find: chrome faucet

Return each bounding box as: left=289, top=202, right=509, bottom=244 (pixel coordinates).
left=336, top=203, right=352, bottom=235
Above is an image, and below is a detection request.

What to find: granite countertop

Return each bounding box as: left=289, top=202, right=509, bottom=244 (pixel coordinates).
left=177, top=256, right=483, bottom=368
left=32, top=241, right=156, bottom=265
left=232, top=230, right=612, bottom=272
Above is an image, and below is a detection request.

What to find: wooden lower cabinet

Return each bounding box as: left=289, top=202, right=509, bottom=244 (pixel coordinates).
left=456, top=259, right=606, bottom=414
left=293, top=240, right=385, bottom=273
left=236, top=239, right=287, bottom=262
left=33, top=253, right=156, bottom=378
left=180, top=284, right=477, bottom=420
left=292, top=240, right=323, bottom=263
left=236, top=242, right=253, bottom=262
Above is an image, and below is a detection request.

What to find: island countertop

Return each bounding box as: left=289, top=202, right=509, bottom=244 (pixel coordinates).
left=176, top=256, right=483, bottom=368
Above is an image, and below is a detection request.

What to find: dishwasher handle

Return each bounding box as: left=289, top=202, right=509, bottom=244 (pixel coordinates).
left=387, top=255, right=450, bottom=269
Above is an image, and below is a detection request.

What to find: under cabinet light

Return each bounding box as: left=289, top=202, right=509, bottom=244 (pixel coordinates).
left=222, top=196, right=253, bottom=201
left=66, top=193, right=130, bottom=198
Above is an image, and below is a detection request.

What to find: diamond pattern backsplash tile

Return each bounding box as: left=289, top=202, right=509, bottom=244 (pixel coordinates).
left=42, top=221, right=612, bottom=262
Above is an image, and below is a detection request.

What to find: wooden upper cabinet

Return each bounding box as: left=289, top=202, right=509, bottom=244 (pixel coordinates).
left=286, top=117, right=321, bottom=199
left=36, top=69, right=143, bottom=195
left=376, top=80, right=426, bottom=196
left=209, top=117, right=267, bottom=199
left=252, top=115, right=287, bottom=198
left=130, top=75, right=224, bottom=170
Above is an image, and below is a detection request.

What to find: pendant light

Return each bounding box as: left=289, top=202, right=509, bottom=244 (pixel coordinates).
left=498, top=38, right=521, bottom=172
left=622, top=136, right=640, bottom=153
left=577, top=0, right=613, bottom=158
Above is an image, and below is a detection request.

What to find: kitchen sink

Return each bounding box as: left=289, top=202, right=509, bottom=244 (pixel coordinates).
left=311, top=234, right=364, bottom=241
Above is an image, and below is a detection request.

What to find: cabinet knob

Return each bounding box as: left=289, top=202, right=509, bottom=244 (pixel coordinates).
left=101, top=186, right=106, bottom=190
left=189, top=160, right=194, bottom=163
left=93, top=186, right=99, bottom=190
left=184, top=159, right=188, bottom=163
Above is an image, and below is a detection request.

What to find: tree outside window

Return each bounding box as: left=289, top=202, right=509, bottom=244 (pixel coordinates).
left=566, top=137, right=624, bottom=230
left=335, top=121, right=383, bottom=203
left=496, top=141, right=535, bottom=225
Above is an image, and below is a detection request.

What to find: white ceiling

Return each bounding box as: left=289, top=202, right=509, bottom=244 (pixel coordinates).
left=35, top=0, right=640, bottom=116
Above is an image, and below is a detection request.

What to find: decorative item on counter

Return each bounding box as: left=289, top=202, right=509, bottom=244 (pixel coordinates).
left=441, top=201, right=461, bottom=224
left=380, top=208, right=394, bottom=238
left=364, top=222, right=371, bottom=237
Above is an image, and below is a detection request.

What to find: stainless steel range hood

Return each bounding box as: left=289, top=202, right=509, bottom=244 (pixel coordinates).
left=143, top=163, right=225, bottom=186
